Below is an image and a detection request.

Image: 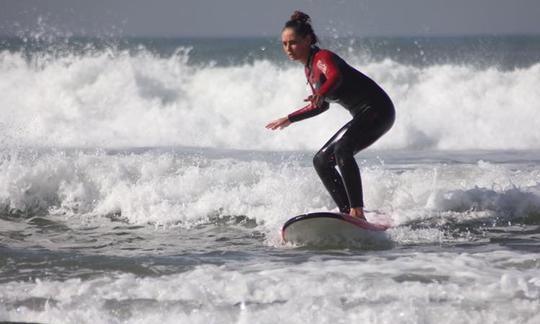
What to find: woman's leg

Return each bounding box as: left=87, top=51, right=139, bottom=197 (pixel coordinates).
left=313, top=105, right=394, bottom=212
left=313, top=123, right=353, bottom=213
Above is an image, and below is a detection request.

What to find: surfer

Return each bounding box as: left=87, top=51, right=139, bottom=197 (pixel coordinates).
left=266, top=11, right=395, bottom=220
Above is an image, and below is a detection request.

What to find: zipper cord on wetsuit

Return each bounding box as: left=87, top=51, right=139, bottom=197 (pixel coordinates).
left=305, top=46, right=320, bottom=95
left=305, top=46, right=319, bottom=86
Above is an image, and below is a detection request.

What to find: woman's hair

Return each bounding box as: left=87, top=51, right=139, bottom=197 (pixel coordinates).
left=283, top=11, right=319, bottom=45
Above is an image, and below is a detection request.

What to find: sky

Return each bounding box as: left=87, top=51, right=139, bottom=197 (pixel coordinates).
left=1, top=0, right=540, bottom=38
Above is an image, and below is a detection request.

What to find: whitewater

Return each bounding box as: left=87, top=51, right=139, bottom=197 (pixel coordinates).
left=1, top=36, right=540, bottom=324
left=1, top=38, right=540, bottom=150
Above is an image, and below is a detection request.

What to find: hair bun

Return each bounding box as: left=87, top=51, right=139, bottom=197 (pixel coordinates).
left=284, top=10, right=318, bottom=45
left=290, top=11, right=311, bottom=24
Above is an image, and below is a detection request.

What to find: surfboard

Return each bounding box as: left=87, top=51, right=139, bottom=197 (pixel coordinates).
left=281, top=212, right=392, bottom=248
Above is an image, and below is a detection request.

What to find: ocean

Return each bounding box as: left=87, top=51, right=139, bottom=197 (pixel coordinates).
left=0, top=34, right=539, bottom=323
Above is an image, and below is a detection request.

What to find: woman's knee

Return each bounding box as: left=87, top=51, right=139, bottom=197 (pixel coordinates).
left=313, top=150, right=331, bottom=170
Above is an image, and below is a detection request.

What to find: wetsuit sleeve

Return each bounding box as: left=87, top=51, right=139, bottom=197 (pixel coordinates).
left=313, top=51, right=342, bottom=98
left=287, top=101, right=330, bottom=123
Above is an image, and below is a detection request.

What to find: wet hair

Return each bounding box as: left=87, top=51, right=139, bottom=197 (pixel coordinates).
left=283, top=11, right=319, bottom=45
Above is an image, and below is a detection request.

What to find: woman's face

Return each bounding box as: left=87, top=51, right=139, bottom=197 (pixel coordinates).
left=281, top=28, right=311, bottom=63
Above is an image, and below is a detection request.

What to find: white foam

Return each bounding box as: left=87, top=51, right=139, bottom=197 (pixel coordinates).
left=2, top=150, right=540, bottom=246
left=1, top=49, right=539, bottom=150
left=0, top=150, right=327, bottom=229
left=1, top=250, right=539, bottom=323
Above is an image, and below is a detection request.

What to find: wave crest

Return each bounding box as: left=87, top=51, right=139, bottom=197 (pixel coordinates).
left=1, top=48, right=539, bottom=150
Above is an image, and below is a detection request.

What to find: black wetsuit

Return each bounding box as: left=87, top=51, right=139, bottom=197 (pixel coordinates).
left=288, top=47, right=395, bottom=212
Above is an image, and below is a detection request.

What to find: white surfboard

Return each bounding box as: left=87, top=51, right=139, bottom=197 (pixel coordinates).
left=281, top=212, right=392, bottom=248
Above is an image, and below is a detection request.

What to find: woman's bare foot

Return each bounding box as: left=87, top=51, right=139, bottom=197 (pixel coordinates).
left=349, top=207, right=366, bottom=220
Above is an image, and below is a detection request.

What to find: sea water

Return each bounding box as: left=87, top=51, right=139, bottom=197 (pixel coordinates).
left=0, top=34, right=540, bottom=323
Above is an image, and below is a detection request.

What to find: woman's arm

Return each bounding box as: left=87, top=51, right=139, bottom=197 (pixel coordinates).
left=266, top=50, right=342, bottom=129
left=313, top=50, right=343, bottom=98
left=284, top=50, right=341, bottom=123
left=287, top=101, right=329, bottom=122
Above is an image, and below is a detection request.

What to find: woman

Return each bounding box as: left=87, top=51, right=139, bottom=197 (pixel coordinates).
left=266, top=11, right=395, bottom=220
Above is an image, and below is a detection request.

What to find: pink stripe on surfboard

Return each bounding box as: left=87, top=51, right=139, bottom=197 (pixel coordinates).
left=340, top=214, right=390, bottom=231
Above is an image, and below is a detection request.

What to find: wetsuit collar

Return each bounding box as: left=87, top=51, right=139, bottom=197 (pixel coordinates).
left=305, top=46, right=320, bottom=83
left=305, top=46, right=320, bottom=70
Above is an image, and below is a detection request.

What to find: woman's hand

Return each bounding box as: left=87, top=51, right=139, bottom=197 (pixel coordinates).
left=304, top=94, right=324, bottom=108
left=265, top=117, right=291, bottom=130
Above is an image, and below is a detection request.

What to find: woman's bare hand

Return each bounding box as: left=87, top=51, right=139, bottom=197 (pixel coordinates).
left=265, top=117, right=291, bottom=130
